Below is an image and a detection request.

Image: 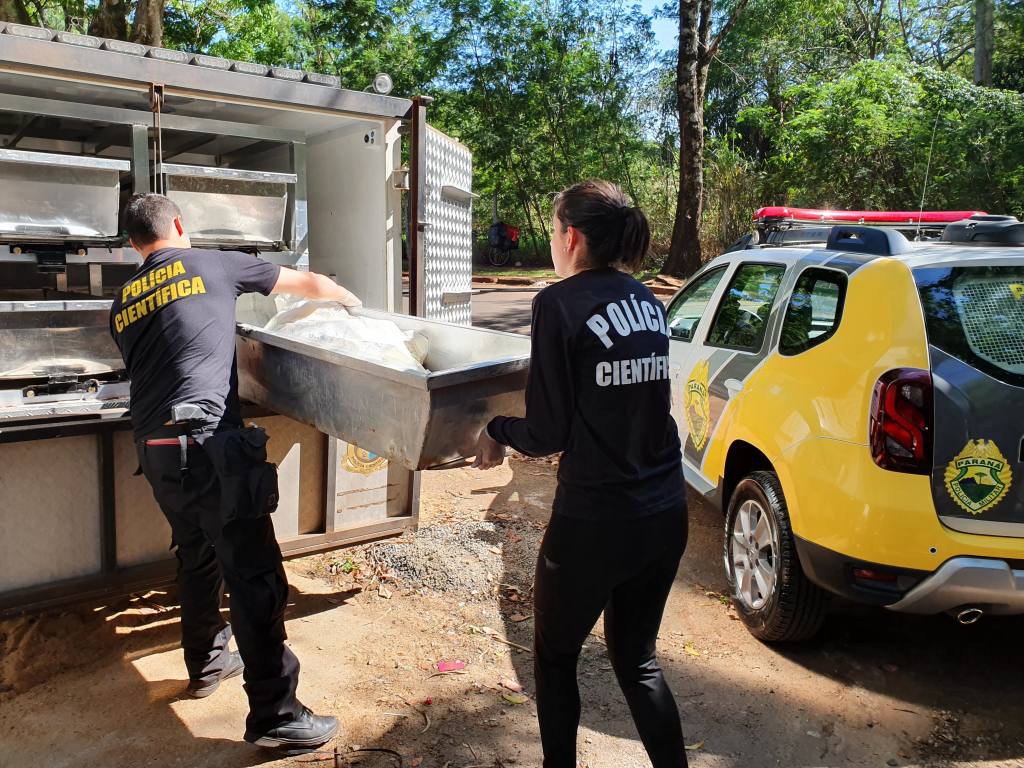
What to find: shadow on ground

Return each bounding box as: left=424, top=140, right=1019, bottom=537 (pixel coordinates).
left=4, top=459, right=1023, bottom=768
left=357, top=459, right=1024, bottom=767
left=0, top=584, right=359, bottom=768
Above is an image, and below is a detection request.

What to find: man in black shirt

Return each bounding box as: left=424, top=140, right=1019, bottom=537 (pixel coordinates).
left=112, top=193, right=358, bottom=754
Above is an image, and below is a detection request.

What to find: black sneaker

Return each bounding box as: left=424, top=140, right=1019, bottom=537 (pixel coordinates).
left=185, top=651, right=244, bottom=699
left=244, top=706, right=339, bottom=755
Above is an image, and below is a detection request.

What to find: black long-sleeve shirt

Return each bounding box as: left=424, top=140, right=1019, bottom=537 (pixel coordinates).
left=488, top=267, right=684, bottom=520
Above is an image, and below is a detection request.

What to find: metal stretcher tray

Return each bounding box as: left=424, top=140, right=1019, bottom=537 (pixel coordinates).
left=235, top=305, right=531, bottom=470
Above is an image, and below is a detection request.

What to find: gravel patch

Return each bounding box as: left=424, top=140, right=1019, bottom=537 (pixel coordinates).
left=365, top=518, right=543, bottom=600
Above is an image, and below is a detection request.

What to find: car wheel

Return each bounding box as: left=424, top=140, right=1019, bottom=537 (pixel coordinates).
left=724, top=471, right=827, bottom=642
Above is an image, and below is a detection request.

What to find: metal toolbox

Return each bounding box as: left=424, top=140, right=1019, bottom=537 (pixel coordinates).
left=158, top=163, right=297, bottom=247
left=235, top=304, right=531, bottom=470
left=0, top=149, right=129, bottom=240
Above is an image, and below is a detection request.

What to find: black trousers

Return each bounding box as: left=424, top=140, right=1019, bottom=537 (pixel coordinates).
left=533, top=506, right=689, bottom=768
left=138, top=433, right=300, bottom=733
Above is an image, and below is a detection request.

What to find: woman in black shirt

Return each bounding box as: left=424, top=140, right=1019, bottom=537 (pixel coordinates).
left=473, top=180, right=689, bottom=768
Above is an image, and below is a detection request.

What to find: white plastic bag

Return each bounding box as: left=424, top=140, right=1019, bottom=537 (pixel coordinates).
left=264, top=299, right=430, bottom=374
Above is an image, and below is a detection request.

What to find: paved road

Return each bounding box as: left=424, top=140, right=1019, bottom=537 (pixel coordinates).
left=401, top=287, right=537, bottom=334
left=471, top=288, right=536, bottom=334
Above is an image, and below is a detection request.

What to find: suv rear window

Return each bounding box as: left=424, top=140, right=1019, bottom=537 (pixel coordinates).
left=780, top=268, right=847, bottom=356
left=706, top=263, right=786, bottom=352
left=914, top=265, right=1024, bottom=387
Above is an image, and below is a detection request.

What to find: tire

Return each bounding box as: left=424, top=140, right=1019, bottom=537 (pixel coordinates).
left=487, top=246, right=511, bottom=267
left=724, top=471, right=827, bottom=642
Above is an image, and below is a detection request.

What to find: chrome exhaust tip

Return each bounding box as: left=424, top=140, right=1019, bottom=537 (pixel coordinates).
left=956, top=607, right=984, bottom=625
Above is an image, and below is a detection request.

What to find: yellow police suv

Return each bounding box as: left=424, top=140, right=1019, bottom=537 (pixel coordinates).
left=665, top=208, right=1024, bottom=641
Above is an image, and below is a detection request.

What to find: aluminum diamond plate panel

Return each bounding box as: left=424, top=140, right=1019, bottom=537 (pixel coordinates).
left=423, top=126, right=473, bottom=325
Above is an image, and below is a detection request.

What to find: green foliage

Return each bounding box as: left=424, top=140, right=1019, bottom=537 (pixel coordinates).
left=994, top=0, right=1024, bottom=91
left=739, top=60, right=1024, bottom=217
left=6, top=0, right=1021, bottom=261
left=429, top=0, right=662, bottom=254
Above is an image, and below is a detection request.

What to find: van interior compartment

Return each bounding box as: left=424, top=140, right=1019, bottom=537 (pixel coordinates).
left=236, top=297, right=530, bottom=470
left=0, top=32, right=474, bottom=614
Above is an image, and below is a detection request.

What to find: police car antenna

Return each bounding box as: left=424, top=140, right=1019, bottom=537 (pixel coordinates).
left=915, top=113, right=940, bottom=240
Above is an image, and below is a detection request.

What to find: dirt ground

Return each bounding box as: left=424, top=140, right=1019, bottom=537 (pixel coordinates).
left=2, top=455, right=1024, bottom=768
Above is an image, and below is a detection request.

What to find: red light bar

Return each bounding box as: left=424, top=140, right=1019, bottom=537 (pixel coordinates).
left=754, top=206, right=986, bottom=224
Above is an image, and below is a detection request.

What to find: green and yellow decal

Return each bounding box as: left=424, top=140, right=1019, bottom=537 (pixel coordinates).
left=685, top=359, right=712, bottom=451
left=944, top=439, right=1013, bottom=515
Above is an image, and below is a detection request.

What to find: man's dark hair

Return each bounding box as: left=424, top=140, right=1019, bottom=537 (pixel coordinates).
left=123, top=193, right=183, bottom=246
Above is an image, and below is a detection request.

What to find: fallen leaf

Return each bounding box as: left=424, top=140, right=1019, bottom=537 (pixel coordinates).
left=489, top=546, right=502, bottom=555
left=436, top=660, right=466, bottom=673
left=500, top=679, right=524, bottom=693
left=378, top=586, right=392, bottom=600
left=502, top=692, right=529, bottom=705
left=509, top=613, right=531, bottom=623
left=684, top=643, right=701, bottom=657
left=685, top=741, right=705, bottom=751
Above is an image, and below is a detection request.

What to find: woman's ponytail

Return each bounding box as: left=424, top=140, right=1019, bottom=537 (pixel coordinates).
left=618, top=206, right=650, bottom=273
left=553, top=180, right=651, bottom=273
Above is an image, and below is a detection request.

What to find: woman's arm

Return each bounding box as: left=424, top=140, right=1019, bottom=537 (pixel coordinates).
left=474, top=293, right=575, bottom=467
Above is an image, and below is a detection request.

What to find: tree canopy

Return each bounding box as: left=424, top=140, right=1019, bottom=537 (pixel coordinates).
left=1, top=0, right=1021, bottom=267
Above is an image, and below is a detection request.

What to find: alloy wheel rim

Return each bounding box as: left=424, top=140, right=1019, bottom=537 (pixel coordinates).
left=731, top=499, right=779, bottom=610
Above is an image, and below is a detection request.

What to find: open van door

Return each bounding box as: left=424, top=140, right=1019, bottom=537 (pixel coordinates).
left=410, top=114, right=475, bottom=326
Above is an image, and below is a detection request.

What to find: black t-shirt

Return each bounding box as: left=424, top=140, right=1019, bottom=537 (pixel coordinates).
left=488, top=267, right=684, bottom=520
left=110, top=247, right=281, bottom=438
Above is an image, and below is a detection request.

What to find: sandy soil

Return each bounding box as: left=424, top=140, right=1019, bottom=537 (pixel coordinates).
left=2, top=456, right=1024, bottom=768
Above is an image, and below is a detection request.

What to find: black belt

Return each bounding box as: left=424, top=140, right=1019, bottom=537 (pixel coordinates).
left=140, top=426, right=198, bottom=475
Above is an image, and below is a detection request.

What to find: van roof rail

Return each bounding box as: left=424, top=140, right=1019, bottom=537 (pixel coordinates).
left=826, top=225, right=912, bottom=256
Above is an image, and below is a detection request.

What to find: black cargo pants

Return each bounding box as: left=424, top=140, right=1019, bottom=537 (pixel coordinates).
left=533, top=505, right=689, bottom=768
left=137, top=425, right=300, bottom=733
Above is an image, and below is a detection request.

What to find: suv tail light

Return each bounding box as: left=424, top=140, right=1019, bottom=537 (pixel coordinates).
left=869, top=368, right=933, bottom=474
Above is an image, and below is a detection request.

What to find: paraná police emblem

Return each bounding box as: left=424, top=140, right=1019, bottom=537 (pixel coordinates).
left=685, top=359, right=712, bottom=451
left=944, top=439, right=1013, bottom=515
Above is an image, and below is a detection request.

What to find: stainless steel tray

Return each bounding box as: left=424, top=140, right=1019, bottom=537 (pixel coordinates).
left=235, top=307, right=531, bottom=470
left=158, top=163, right=296, bottom=246
left=0, top=300, right=124, bottom=380
left=0, top=149, right=129, bottom=239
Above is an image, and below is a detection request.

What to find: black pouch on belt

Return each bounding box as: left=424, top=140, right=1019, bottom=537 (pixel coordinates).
left=200, top=426, right=280, bottom=522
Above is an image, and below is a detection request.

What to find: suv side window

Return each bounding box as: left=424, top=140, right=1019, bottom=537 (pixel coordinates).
left=706, top=263, right=786, bottom=352
left=665, top=266, right=728, bottom=342
left=779, top=268, right=847, bottom=356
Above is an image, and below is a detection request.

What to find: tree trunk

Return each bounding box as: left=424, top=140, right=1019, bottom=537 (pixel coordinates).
left=131, top=0, right=165, bottom=47
left=0, top=0, right=31, bottom=24
left=663, top=0, right=705, bottom=278
left=88, top=0, right=128, bottom=40
left=974, top=0, right=994, bottom=86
